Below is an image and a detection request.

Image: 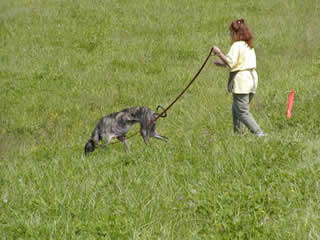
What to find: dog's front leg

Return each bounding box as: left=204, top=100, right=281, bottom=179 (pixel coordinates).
left=149, top=127, right=169, bottom=143
left=140, top=129, right=150, bottom=145
left=117, top=136, right=130, bottom=152
left=152, top=134, right=169, bottom=142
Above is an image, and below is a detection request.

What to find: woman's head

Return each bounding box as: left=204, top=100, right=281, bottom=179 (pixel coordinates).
left=229, top=19, right=253, bottom=48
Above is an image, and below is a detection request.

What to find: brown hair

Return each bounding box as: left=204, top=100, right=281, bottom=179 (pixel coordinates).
left=229, top=19, right=254, bottom=48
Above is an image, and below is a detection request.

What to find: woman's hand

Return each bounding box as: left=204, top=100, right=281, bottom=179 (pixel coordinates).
left=214, top=60, right=226, bottom=67
left=213, top=46, right=221, bottom=55
left=213, top=46, right=230, bottom=68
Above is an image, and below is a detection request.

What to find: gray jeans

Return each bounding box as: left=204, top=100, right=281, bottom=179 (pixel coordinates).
left=232, top=93, right=262, bottom=134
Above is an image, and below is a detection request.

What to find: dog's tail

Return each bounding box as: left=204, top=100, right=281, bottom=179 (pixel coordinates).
left=156, top=105, right=167, bottom=118
left=84, top=138, right=97, bottom=156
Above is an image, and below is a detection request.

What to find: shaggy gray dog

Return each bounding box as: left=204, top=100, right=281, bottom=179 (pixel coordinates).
left=84, top=106, right=168, bottom=155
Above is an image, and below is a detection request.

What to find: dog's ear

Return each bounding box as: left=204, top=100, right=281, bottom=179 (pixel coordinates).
left=156, top=105, right=167, bottom=118
left=152, top=112, right=159, bottom=119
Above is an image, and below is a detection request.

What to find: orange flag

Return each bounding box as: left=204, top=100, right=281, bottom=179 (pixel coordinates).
left=286, top=90, right=296, bottom=118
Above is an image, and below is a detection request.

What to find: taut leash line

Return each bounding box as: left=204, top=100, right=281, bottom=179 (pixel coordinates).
left=152, top=47, right=214, bottom=124
left=109, top=47, right=214, bottom=145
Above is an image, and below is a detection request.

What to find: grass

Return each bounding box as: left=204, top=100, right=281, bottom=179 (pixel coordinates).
left=1, top=0, right=320, bottom=239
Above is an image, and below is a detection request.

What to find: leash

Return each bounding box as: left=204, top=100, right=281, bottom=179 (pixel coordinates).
left=152, top=47, right=214, bottom=123
left=109, top=47, right=215, bottom=144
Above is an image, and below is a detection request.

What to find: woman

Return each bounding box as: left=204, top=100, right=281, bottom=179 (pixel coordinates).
left=213, top=19, right=265, bottom=136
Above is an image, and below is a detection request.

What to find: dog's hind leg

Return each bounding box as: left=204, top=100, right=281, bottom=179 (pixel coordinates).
left=100, top=134, right=114, bottom=149
left=117, top=136, right=130, bottom=152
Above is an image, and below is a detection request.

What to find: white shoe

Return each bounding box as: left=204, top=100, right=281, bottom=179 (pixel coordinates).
left=256, top=132, right=267, bottom=137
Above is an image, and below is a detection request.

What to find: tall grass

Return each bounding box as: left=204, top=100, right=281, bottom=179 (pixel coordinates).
left=1, top=0, right=320, bottom=239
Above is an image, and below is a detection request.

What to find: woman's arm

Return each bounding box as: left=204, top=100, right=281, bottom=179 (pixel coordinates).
left=214, top=60, right=227, bottom=67
left=213, top=46, right=231, bottom=68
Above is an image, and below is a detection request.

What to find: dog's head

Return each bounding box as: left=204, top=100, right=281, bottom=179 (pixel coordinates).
left=84, top=139, right=96, bottom=156
left=156, top=105, right=167, bottom=118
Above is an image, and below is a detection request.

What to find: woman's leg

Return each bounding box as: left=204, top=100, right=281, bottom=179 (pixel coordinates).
left=232, top=101, right=242, bottom=133
left=233, top=93, right=262, bottom=134
left=249, top=93, right=254, bottom=104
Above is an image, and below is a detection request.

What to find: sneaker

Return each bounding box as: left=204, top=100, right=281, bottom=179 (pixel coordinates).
left=256, top=132, right=267, bottom=137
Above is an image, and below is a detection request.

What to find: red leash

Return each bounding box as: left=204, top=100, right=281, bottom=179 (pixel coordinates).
left=152, top=47, right=214, bottom=124
left=110, top=47, right=214, bottom=144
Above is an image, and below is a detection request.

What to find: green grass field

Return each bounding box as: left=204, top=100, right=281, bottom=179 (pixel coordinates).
left=1, top=0, right=320, bottom=239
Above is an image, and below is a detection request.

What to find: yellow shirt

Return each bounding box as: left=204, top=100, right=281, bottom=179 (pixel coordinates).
left=226, top=41, right=258, bottom=94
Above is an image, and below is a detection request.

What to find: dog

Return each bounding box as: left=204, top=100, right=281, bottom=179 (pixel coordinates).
left=84, top=106, right=168, bottom=155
